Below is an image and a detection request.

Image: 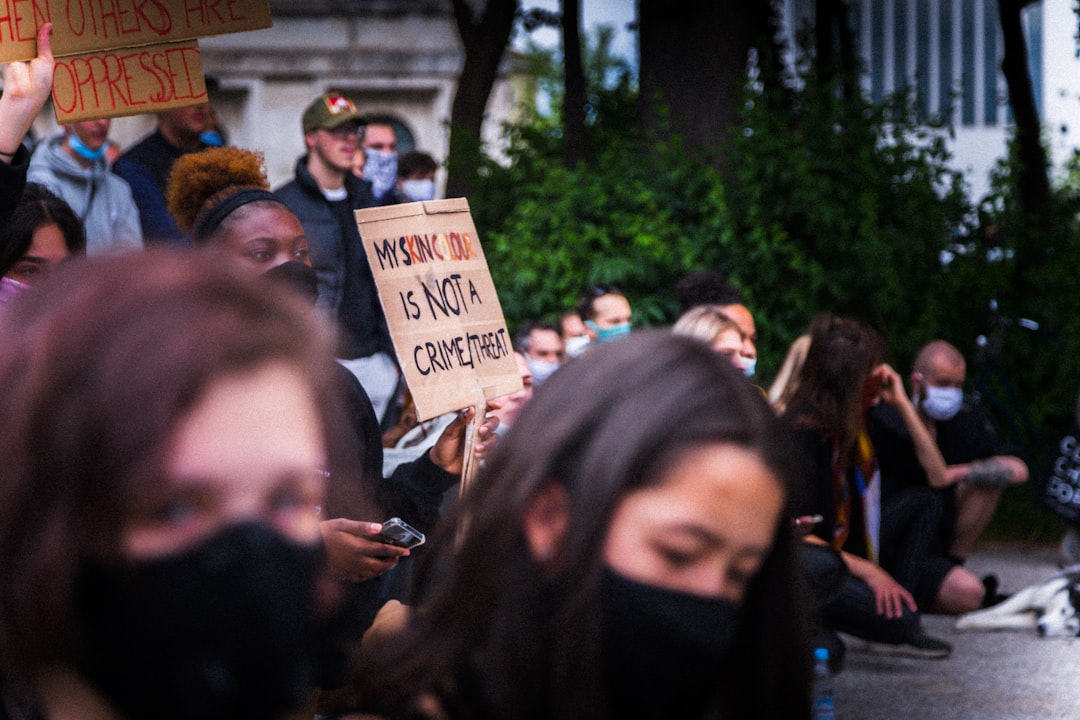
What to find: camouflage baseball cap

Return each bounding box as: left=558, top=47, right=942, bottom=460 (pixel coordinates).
left=302, top=92, right=361, bottom=134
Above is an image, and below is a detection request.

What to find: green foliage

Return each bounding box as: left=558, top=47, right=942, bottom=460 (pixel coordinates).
left=473, top=34, right=977, bottom=385
left=472, top=23, right=1080, bottom=539
left=473, top=127, right=727, bottom=330
left=724, top=74, right=974, bottom=371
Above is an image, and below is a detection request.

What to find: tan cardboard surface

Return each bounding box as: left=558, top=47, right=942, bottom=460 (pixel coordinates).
left=0, top=0, right=272, bottom=62
left=52, top=39, right=206, bottom=122
left=356, top=198, right=523, bottom=421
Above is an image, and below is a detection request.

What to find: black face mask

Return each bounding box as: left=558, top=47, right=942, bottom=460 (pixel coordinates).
left=75, top=522, right=325, bottom=720
left=263, top=260, right=319, bottom=305
left=600, top=568, right=741, bottom=719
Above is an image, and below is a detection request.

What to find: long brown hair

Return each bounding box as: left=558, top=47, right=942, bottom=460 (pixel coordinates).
left=784, top=313, right=885, bottom=452
left=352, top=332, right=811, bottom=720
left=0, top=250, right=356, bottom=675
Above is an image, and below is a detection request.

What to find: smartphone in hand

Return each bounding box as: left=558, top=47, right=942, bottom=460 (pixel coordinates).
left=372, top=517, right=426, bottom=549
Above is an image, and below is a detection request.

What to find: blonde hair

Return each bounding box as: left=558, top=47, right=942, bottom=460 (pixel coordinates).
left=672, top=305, right=742, bottom=346
left=767, top=334, right=811, bottom=414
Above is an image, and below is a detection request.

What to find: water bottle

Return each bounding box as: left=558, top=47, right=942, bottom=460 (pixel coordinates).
left=812, top=646, right=835, bottom=720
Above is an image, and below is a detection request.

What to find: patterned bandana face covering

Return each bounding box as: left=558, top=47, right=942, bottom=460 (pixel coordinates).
left=364, top=148, right=398, bottom=199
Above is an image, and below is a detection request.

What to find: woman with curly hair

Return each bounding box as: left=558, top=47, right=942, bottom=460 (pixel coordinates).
left=166, top=146, right=310, bottom=273
left=165, top=145, right=499, bottom=687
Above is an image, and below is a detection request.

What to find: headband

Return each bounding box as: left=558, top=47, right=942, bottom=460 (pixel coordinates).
left=194, top=187, right=283, bottom=241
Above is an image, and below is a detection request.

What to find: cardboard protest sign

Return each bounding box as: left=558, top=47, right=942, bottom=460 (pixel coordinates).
left=0, top=0, right=272, bottom=62
left=0, top=0, right=270, bottom=121
left=356, top=198, right=522, bottom=422
left=52, top=40, right=206, bottom=122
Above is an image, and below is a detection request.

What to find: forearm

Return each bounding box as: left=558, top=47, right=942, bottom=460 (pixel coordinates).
left=804, top=535, right=877, bottom=583
left=0, top=95, right=36, bottom=160
left=893, top=396, right=950, bottom=488
left=950, top=455, right=1029, bottom=488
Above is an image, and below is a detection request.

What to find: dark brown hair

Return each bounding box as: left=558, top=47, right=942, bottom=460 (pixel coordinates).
left=0, top=183, right=86, bottom=277
left=353, top=332, right=811, bottom=720
left=784, top=313, right=886, bottom=451
left=0, top=250, right=356, bottom=674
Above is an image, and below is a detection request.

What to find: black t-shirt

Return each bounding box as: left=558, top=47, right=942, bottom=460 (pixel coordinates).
left=867, top=401, right=1008, bottom=547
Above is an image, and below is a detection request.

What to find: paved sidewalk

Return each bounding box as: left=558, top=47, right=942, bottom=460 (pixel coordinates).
left=832, top=541, right=1080, bottom=720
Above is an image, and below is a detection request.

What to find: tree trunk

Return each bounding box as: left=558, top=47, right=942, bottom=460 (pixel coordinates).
left=637, top=0, right=770, bottom=173
left=446, top=0, right=519, bottom=200
left=997, top=0, right=1050, bottom=214
left=815, top=0, right=858, bottom=99
left=561, top=0, right=589, bottom=167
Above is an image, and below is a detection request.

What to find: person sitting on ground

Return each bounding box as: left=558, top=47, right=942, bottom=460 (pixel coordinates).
left=869, top=340, right=1029, bottom=571
left=0, top=183, right=86, bottom=306
left=672, top=305, right=748, bottom=375
left=0, top=251, right=354, bottom=720
left=782, top=313, right=957, bottom=659
left=28, top=117, right=143, bottom=255
left=338, top=331, right=813, bottom=720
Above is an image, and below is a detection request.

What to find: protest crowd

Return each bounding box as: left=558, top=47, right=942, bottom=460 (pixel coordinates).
left=0, top=21, right=1043, bottom=720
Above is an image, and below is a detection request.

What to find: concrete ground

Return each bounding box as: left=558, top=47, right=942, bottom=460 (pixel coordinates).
left=833, top=541, right=1080, bottom=719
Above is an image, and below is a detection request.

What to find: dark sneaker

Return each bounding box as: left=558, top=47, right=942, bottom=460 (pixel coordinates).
left=844, top=631, right=953, bottom=660
left=905, top=631, right=953, bottom=659
left=980, top=573, right=1011, bottom=608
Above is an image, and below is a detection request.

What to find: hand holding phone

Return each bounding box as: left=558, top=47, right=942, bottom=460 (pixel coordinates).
left=371, top=517, right=426, bottom=549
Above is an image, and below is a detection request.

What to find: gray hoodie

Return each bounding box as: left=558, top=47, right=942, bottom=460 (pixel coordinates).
left=28, top=135, right=143, bottom=255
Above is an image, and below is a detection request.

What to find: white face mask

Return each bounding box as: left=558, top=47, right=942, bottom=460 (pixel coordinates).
left=564, top=335, right=590, bottom=358
left=525, top=356, right=560, bottom=386
left=920, top=385, right=963, bottom=421
left=401, top=178, right=436, bottom=202
left=741, top=356, right=757, bottom=378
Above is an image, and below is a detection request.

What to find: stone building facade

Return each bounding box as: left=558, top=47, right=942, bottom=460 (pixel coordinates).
left=33, top=0, right=528, bottom=193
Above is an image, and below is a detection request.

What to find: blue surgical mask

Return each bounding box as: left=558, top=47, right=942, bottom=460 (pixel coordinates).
left=587, top=320, right=631, bottom=344
left=741, top=356, right=757, bottom=378
left=525, top=356, right=560, bottom=386
left=401, top=178, right=435, bottom=202
left=564, top=335, right=590, bottom=358
left=364, top=148, right=398, bottom=199
left=921, top=385, right=963, bottom=421
left=200, top=130, right=225, bottom=147
left=69, top=133, right=107, bottom=161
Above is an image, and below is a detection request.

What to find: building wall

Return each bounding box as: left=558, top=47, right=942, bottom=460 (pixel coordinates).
left=778, top=0, right=1078, bottom=201
left=31, top=2, right=526, bottom=194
